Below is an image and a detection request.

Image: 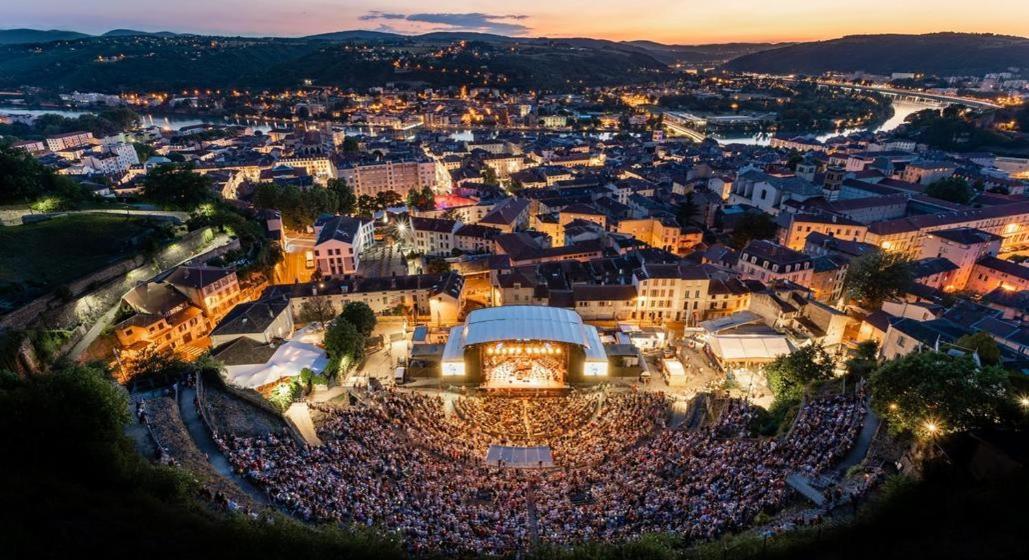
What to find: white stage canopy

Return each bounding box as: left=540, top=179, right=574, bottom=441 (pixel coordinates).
left=442, top=306, right=608, bottom=376
left=462, top=306, right=595, bottom=347
left=708, top=334, right=791, bottom=363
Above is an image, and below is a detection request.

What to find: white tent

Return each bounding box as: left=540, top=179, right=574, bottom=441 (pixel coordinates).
left=708, top=334, right=791, bottom=364
left=224, top=339, right=329, bottom=389
left=661, top=358, right=688, bottom=387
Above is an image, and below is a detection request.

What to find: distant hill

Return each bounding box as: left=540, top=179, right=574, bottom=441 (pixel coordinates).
left=626, top=41, right=786, bottom=65
left=302, top=30, right=405, bottom=42
left=0, top=33, right=666, bottom=92
left=724, top=33, right=1029, bottom=76
left=0, top=28, right=90, bottom=45
left=101, top=29, right=181, bottom=38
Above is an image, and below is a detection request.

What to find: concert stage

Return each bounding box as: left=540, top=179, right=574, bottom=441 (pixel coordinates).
left=441, top=306, right=609, bottom=388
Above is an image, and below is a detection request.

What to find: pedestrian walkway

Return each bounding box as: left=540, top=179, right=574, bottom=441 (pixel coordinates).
left=786, top=473, right=827, bottom=506
left=285, top=402, right=322, bottom=446
left=521, top=399, right=532, bottom=440
left=524, top=484, right=541, bottom=546
left=123, top=402, right=157, bottom=459
left=836, top=408, right=880, bottom=473
left=177, top=385, right=269, bottom=506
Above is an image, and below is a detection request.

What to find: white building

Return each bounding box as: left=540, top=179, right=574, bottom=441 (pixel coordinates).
left=313, top=216, right=375, bottom=277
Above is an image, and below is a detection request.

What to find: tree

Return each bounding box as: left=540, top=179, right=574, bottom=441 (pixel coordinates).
left=845, top=340, right=880, bottom=379
left=341, top=136, right=360, bottom=152
left=925, top=177, right=975, bottom=205
left=955, top=331, right=1002, bottom=366
left=844, top=250, right=913, bottom=308
left=729, top=211, right=778, bottom=249
left=252, top=183, right=338, bottom=230
left=340, top=302, right=377, bottom=337
left=870, top=352, right=1010, bottom=435
left=296, top=298, right=337, bottom=324
left=786, top=152, right=805, bottom=171
left=327, top=178, right=356, bottom=215
left=425, top=256, right=451, bottom=275
left=764, top=344, right=835, bottom=404
left=356, top=194, right=376, bottom=216
left=375, top=191, right=403, bottom=210
left=323, top=318, right=365, bottom=374
left=0, top=144, right=87, bottom=205
left=481, top=166, right=499, bottom=186
left=142, top=165, right=212, bottom=210
left=406, top=186, right=435, bottom=211
left=121, top=347, right=191, bottom=385
left=132, top=142, right=156, bottom=163
left=0, top=363, right=130, bottom=480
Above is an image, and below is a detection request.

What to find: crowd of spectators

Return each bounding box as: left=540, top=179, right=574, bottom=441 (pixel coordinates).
left=219, top=389, right=865, bottom=554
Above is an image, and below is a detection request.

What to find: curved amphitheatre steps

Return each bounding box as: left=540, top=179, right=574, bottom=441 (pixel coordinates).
left=142, top=395, right=257, bottom=510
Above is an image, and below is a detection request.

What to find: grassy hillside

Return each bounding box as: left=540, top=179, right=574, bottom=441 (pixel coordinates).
left=0, top=214, right=163, bottom=309
left=724, top=33, right=1029, bottom=76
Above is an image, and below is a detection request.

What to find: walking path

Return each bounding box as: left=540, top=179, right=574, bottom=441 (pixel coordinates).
left=668, top=398, right=690, bottom=429
left=308, top=385, right=349, bottom=403
left=285, top=402, right=322, bottom=446
left=521, top=399, right=532, bottom=440
left=786, top=473, right=827, bottom=506
left=176, top=385, right=269, bottom=506
left=524, top=484, right=542, bottom=546
left=836, top=407, right=880, bottom=473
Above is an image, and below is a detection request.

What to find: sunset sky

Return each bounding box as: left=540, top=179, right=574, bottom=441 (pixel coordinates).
left=7, top=0, right=1029, bottom=43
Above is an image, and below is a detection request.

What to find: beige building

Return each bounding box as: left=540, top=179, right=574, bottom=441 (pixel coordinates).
left=865, top=201, right=1029, bottom=259
left=616, top=217, right=703, bottom=255
left=780, top=214, right=868, bottom=252
left=46, top=130, right=94, bottom=152
left=918, top=228, right=1002, bottom=291
left=735, top=240, right=814, bottom=288
left=338, top=158, right=437, bottom=197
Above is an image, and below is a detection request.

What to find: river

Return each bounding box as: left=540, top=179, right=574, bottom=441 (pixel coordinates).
left=2, top=98, right=933, bottom=144
left=710, top=99, right=935, bottom=146
left=0, top=106, right=284, bottom=133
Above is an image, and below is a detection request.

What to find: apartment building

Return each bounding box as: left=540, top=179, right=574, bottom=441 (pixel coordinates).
left=864, top=201, right=1029, bottom=258
left=735, top=240, right=814, bottom=288
left=313, top=216, right=375, bottom=277
left=45, top=131, right=94, bottom=152
left=780, top=213, right=868, bottom=252
left=338, top=158, right=437, bottom=197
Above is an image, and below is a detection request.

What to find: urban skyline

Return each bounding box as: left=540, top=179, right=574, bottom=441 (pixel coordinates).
left=6, top=0, right=1029, bottom=43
